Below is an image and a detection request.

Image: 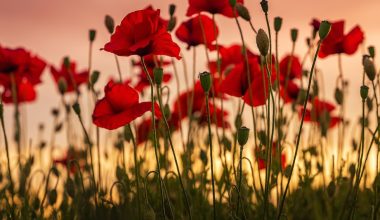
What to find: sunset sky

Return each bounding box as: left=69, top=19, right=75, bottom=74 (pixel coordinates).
left=1, top=0, right=379, bottom=147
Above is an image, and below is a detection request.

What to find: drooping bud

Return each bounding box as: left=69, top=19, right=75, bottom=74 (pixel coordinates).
left=256, top=29, right=269, bottom=56
left=229, top=0, right=237, bottom=7
left=291, top=28, right=298, bottom=42
left=90, top=70, right=100, bottom=86
left=318, top=20, right=331, bottom=40
left=334, top=88, right=343, bottom=105
left=89, top=29, right=96, bottom=42
left=236, top=3, right=250, bottom=21
left=58, top=77, right=67, bottom=95
left=48, top=189, right=57, bottom=205
left=105, top=15, right=115, bottom=34
left=153, top=67, right=164, bottom=85
left=368, top=46, right=375, bottom=58
left=363, top=56, right=376, bottom=81
left=169, top=4, right=176, bottom=16
left=199, top=71, right=212, bottom=93
left=260, top=0, right=268, bottom=13
left=72, top=102, right=81, bottom=115
left=237, top=126, right=249, bottom=146
left=274, top=17, right=283, bottom=32
left=360, top=85, right=369, bottom=100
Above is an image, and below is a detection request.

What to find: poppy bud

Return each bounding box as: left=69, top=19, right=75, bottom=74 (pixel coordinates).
left=90, top=70, right=100, bottom=86
left=368, top=46, right=375, bottom=58
left=105, top=15, right=115, bottom=34
left=63, top=56, right=70, bottom=69
left=72, top=102, right=81, bottom=115
left=318, top=20, right=331, bottom=40
left=306, top=38, right=311, bottom=47
left=236, top=3, right=251, bottom=21
left=229, top=0, right=237, bottom=7
left=235, top=114, right=242, bottom=129
left=363, top=57, right=376, bottom=81
left=51, top=166, right=60, bottom=177
left=199, top=71, right=212, bottom=93
left=274, top=17, right=282, bottom=32
left=167, top=17, right=177, bottom=32
left=260, top=0, right=268, bottom=13
left=48, top=189, right=57, bottom=205
left=153, top=67, right=164, bottom=85
left=89, top=29, right=96, bottom=42
left=334, top=88, right=343, bottom=105
left=58, top=77, right=67, bottom=95
left=169, top=4, right=176, bottom=16
left=256, top=29, right=269, bottom=56
left=360, top=85, right=369, bottom=100
left=164, top=104, right=171, bottom=119
left=238, top=126, right=249, bottom=146
left=291, top=28, right=298, bottom=42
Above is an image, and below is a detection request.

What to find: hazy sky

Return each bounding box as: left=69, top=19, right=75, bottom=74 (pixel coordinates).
left=0, top=0, right=379, bottom=148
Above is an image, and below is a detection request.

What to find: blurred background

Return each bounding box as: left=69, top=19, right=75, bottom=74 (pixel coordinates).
left=0, top=0, right=379, bottom=150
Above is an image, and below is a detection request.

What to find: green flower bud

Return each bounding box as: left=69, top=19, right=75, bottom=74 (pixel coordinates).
left=58, top=77, right=67, bottom=95
left=238, top=126, right=249, bottom=146
left=260, top=0, right=268, bottom=13
left=63, top=56, right=70, bottom=69
left=236, top=3, right=250, bottom=21
left=291, top=28, right=298, bottom=42
left=274, top=17, right=282, bottom=32
left=72, top=102, right=81, bottom=115
left=229, top=0, right=237, bottom=7
left=199, top=71, right=212, bottom=93
left=105, top=15, right=115, bottom=34
left=153, top=67, right=164, bottom=85
left=256, top=29, right=269, bottom=56
left=169, top=4, right=176, bottom=16
left=48, top=189, right=57, bottom=205
left=368, top=46, right=375, bottom=58
left=89, top=29, right=96, bottom=42
left=90, top=70, right=100, bottom=86
left=334, top=88, right=343, bottom=105
left=360, top=85, right=369, bottom=100
left=167, top=17, right=177, bottom=32
left=318, top=20, right=331, bottom=40
left=363, top=57, right=376, bottom=81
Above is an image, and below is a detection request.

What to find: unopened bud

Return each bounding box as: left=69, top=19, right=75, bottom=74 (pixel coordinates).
left=58, top=77, right=67, bottom=95
left=153, top=67, right=164, bottom=85
left=167, top=17, right=177, bottom=32
left=48, top=189, right=57, bottom=205
left=238, top=126, right=249, bottom=146
left=72, top=102, right=81, bottom=115
left=89, top=29, right=96, bottom=42
left=368, top=46, right=375, bottom=58
left=236, top=3, right=250, bottom=21
left=105, top=15, right=115, bottom=34
left=90, top=70, right=100, bottom=85
left=256, top=29, right=269, bottom=56
left=360, top=85, right=369, bottom=100
left=229, top=0, right=237, bottom=7
left=260, top=0, right=268, bottom=13
left=318, top=20, right=331, bottom=40
left=291, top=28, right=298, bottom=42
left=63, top=57, right=70, bottom=69
left=274, top=17, right=282, bottom=32
left=199, top=71, right=212, bottom=93
left=169, top=4, right=176, bottom=16
left=363, top=57, right=376, bottom=81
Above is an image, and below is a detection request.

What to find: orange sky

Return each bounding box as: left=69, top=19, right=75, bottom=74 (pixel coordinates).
left=0, top=0, right=379, bottom=148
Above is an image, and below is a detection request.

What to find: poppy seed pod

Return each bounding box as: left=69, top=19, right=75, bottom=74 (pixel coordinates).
left=199, top=71, right=212, bottom=93
left=153, top=67, right=164, bottom=85
left=360, top=85, right=369, bottom=100
left=291, top=28, right=298, bottom=42
left=256, top=29, right=269, bottom=56
left=229, top=0, right=237, bottom=7
left=236, top=3, right=250, bottom=21
left=169, top=4, right=176, bottom=16
left=89, top=29, right=96, bottom=42
left=368, top=46, right=375, bottom=58
left=90, top=70, right=100, bottom=86
left=105, top=15, right=115, bottom=34
left=274, top=17, right=282, bottom=32
left=363, top=57, right=376, bottom=81
left=318, top=20, right=331, bottom=40
left=238, top=126, right=249, bottom=146
left=260, top=0, right=268, bottom=13
left=58, top=77, right=67, bottom=95
left=72, top=102, right=81, bottom=115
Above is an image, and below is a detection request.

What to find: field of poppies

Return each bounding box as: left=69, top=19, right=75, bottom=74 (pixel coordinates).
left=0, top=0, right=379, bottom=219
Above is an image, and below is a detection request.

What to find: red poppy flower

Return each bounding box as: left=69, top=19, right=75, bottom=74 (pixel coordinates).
left=279, top=55, right=302, bottom=81
left=176, top=14, right=218, bottom=49
left=220, top=57, right=276, bottom=107
left=301, top=97, right=341, bottom=128
left=1, top=78, right=36, bottom=104
left=187, top=0, right=244, bottom=18
left=0, top=46, right=46, bottom=85
left=50, top=58, right=89, bottom=93
left=104, top=8, right=181, bottom=59
left=279, top=80, right=300, bottom=104
left=132, top=55, right=172, bottom=92
left=144, top=5, right=169, bottom=28
left=92, top=80, right=162, bottom=130
left=311, top=19, right=364, bottom=58
left=256, top=143, right=286, bottom=170
left=209, top=44, right=254, bottom=74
